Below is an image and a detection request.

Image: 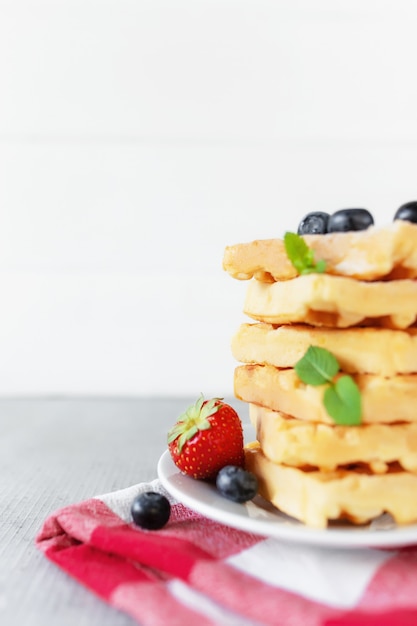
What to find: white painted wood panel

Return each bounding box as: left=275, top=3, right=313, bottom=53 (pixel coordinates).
left=0, top=1, right=416, bottom=394
left=0, top=1, right=417, bottom=140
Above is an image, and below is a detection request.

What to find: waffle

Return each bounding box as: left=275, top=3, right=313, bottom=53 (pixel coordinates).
left=250, top=403, right=417, bottom=472
left=232, top=323, right=417, bottom=376
left=235, top=364, right=417, bottom=425
left=243, top=274, right=417, bottom=328
left=245, top=442, right=417, bottom=528
left=225, top=220, right=417, bottom=527
left=223, top=220, right=417, bottom=282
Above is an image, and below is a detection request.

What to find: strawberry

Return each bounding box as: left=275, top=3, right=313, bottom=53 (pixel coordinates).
left=167, top=395, right=245, bottom=480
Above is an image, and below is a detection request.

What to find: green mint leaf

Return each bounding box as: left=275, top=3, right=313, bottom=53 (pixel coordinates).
left=294, top=345, right=340, bottom=386
left=316, top=259, right=326, bottom=273
left=304, top=259, right=326, bottom=274
left=323, top=375, right=362, bottom=425
left=283, top=232, right=310, bottom=274
left=284, top=231, right=326, bottom=275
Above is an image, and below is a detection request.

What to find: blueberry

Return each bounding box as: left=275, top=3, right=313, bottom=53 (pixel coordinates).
left=297, top=211, right=330, bottom=235
left=393, top=201, right=417, bottom=224
left=131, top=491, right=171, bottom=530
left=216, top=465, right=258, bottom=503
left=328, top=208, right=374, bottom=233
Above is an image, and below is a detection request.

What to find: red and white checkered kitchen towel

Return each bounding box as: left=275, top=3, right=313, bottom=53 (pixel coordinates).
left=36, top=479, right=417, bottom=626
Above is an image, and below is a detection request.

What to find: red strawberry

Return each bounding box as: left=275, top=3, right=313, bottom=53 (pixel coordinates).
left=167, top=395, right=245, bottom=480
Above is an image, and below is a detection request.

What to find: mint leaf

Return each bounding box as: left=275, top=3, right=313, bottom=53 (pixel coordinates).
left=295, top=346, right=362, bottom=425
left=309, top=259, right=326, bottom=274
left=283, top=232, right=312, bottom=273
left=294, top=345, right=340, bottom=386
left=323, top=376, right=362, bottom=425
left=284, top=231, right=326, bottom=275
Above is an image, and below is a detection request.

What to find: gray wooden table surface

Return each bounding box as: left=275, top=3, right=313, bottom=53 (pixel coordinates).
left=0, top=396, right=247, bottom=626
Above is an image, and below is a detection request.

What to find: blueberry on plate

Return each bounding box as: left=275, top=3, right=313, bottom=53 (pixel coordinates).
left=327, top=208, right=374, bottom=233
left=297, top=211, right=330, bottom=235
left=216, top=465, right=258, bottom=503
left=393, top=201, right=417, bottom=224
left=131, top=491, right=171, bottom=530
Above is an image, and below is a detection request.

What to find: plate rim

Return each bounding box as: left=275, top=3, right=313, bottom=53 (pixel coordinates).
left=157, top=447, right=417, bottom=549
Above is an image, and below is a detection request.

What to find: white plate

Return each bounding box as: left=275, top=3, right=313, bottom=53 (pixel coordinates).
left=158, top=426, right=417, bottom=549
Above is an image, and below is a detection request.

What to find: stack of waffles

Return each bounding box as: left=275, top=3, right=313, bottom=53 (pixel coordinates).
left=223, top=220, right=417, bottom=528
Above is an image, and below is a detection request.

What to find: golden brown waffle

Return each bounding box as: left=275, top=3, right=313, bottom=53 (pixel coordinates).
left=243, top=274, right=417, bottom=328
left=245, top=442, right=417, bottom=528
left=223, top=220, right=417, bottom=282
left=225, top=221, right=417, bottom=528
left=250, top=403, right=417, bottom=472
left=232, top=323, right=417, bottom=376
left=235, top=364, right=417, bottom=425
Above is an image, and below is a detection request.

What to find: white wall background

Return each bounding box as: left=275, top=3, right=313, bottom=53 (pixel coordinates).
left=0, top=0, right=417, bottom=396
